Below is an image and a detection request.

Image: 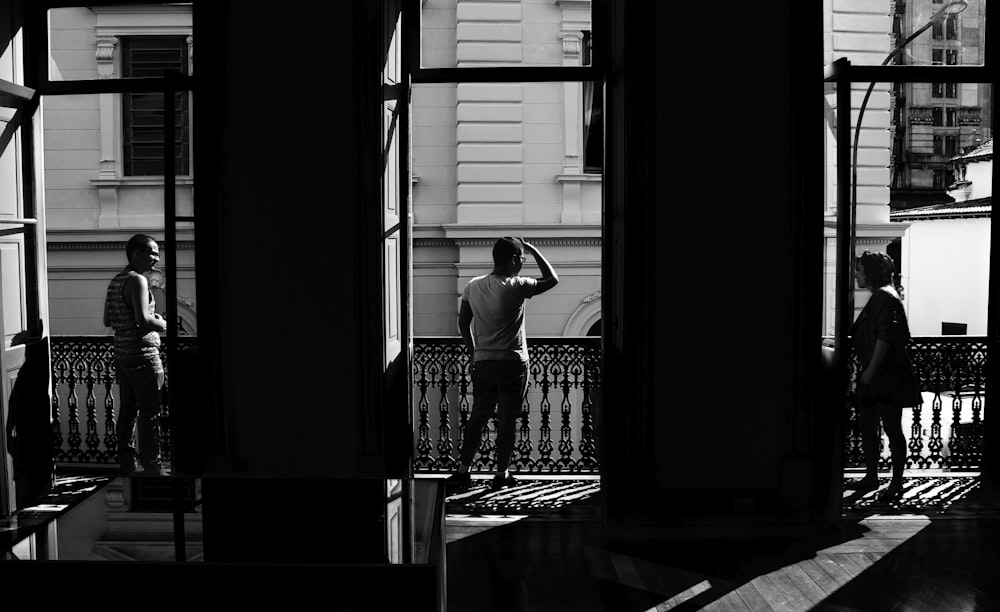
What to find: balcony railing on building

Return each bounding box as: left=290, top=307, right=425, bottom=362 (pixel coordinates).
left=845, top=336, right=987, bottom=470
left=53, top=335, right=979, bottom=474
left=50, top=337, right=181, bottom=467
left=412, top=337, right=601, bottom=474
left=49, top=336, right=603, bottom=474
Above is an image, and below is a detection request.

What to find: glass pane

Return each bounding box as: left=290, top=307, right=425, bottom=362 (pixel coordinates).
left=420, top=0, right=594, bottom=68
left=888, top=83, right=992, bottom=336
left=47, top=5, right=192, bottom=81
left=824, top=0, right=986, bottom=67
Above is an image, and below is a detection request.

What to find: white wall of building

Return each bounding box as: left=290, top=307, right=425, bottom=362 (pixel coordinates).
left=901, top=216, right=991, bottom=335
left=44, top=6, right=196, bottom=336
left=412, top=0, right=602, bottom=337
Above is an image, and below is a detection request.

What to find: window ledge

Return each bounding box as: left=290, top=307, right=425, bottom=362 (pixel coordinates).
left=92, top=177, right=195, bottom=188
left=556, top=173, right=602, bottom=183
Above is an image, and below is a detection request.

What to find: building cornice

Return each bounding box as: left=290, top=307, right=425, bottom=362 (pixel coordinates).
left=416, top=237, right=601, bottom=248
left=556, top=173, right=602, bottom=183
left=47, top=240, right=196, bottom=251
left=92, top=177, right=195, bottom=188
left=554, top=0, right=591, bottom=9
left=430, top=223, right=601, bottom=240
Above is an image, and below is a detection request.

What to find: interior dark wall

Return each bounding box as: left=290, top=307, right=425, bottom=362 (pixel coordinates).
left=648, top=2, right=821, bottom=498
left=196, top=0, right=828, bottom=515
left=200, top=1, right=366, bottom=476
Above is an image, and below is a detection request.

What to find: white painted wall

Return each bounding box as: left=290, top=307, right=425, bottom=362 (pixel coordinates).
left=43, top=7, right=197, bottom=336
left=965, top=161, right=992, bottom=200
left=901, top=217, right=991, bottom=336
left=412, top=0, right=602, bottom=336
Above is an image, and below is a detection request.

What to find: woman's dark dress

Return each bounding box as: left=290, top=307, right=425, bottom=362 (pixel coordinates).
left=851, top=286, right=922, bottom=408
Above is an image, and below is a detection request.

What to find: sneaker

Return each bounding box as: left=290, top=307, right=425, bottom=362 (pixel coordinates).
left=118, top=454, right=137, bottom=476
left=446, top=472, right=471, bottom=487
left=136, top=463, right=167, bottom=477
left=877, top=483, right=904, bottom=503
left=491, top=474, right=517, bottom=491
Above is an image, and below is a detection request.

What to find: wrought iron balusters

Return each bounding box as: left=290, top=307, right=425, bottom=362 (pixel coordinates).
left=846, top=336, right=988, bottom=471
left=412, top=336, right=601, bottom=474
left=50, top=337, right=182, bottom=467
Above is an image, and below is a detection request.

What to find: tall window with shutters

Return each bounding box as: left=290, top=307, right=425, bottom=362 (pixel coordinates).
left=121, top=36, right=191, bottom=176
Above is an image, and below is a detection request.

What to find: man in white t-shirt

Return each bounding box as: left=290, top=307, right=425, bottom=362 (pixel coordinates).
left=447, top=237, right=560, bottom=490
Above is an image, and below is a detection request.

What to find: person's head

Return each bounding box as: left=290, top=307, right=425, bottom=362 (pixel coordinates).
left=492, top=236, right=525, bottom=274
left=125, top=234, right=160, bottom=273
left=855, top=250, right=894, bottom=289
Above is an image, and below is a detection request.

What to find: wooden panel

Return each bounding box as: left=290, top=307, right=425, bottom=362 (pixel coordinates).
left=384, top=14, right=400, bottom=86
left=386, top=494, right=402, bottom=563
left=0, top=130, right=19, bottom=218
left=384, top=234, right=400, bottom=366
left=384, top=102, right=399, bottom=229
left=0, top=241, right=25, bottom=344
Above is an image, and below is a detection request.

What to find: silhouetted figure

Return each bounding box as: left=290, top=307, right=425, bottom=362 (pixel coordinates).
left=847, top=250, right=922, bottom=502
left=448, top=237, right=559, bottom=491
left=6, top=322, right=53, bottom=508
left=103, top=234, right=168, bottom=476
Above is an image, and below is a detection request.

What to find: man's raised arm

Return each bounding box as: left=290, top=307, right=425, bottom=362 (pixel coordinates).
left=522, top=239, right=559, bottom=296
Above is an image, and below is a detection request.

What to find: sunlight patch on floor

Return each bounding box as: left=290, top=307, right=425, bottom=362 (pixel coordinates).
left=445, top=514, right=528, bottom=544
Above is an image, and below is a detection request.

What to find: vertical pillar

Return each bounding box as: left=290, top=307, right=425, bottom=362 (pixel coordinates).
left=455, top=0, right=524, bottom=225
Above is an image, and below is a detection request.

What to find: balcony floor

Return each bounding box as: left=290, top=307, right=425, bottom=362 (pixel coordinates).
left=442, top=474, right=1000, bottom=611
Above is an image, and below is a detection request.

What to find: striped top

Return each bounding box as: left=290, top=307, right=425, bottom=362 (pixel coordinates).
left=105, top=268, right=161, bottom=367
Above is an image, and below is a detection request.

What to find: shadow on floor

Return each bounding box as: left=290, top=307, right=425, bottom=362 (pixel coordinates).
left=446, top=475, right=1000, bottom=611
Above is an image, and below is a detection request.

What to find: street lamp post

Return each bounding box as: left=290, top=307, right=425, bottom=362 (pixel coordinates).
left=850, top=0, right=969, bottom=245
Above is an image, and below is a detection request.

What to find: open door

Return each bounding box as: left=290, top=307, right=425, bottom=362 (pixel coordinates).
left=0, top=23, right=49, bottom=516
left=381, top=0, right=414, bottom=564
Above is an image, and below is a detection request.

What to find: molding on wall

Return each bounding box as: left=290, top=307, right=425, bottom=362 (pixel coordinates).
left=563, top=294, right=601, bottom=336
left=47, top=240, right=196, bottom=251
left=556, top=173, right=602, bottom=183
left=415, top=236, right=601, bottom=247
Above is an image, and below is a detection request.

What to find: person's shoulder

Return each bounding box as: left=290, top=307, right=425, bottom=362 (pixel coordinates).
left=513, top=275, right=537, bottom=286
left=875, top=285, right=901, bottom=303
left=463, top=274, right=488, bottom=294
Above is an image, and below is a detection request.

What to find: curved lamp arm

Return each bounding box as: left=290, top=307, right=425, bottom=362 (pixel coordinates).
left=851, top=0, right=968, bottom=244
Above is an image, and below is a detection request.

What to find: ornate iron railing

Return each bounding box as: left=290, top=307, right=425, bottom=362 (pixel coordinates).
left=51, top=335, right=602, bottom=473
left=413, top=336, right=601, bottom=474
left=845, top=336, right=987, bottom=470
left=50, top=336, right=181, bottom=467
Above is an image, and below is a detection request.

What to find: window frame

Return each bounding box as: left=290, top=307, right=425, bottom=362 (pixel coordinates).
left=23, top=0, right=198, bottom=485
left=119, top=34, right=192, bottom=177
left=824, top=36, right=999, bottom=479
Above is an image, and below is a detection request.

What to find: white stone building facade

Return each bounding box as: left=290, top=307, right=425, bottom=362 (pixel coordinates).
left=412, top=0, right=602, bottom=337
left=44, top=5, right=196, bottom=336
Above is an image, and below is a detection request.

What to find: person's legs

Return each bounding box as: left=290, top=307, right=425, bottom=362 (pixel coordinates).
left=854, top=402, right=881, bottom=490
left=878, top=403, right=906, bottom=496
left=115, top=364, right=138, bottom=474
left=493, top=360, right=528, bottom=479
left=119, top=362, right=164, bottom=473
left=458, top=361, right=498, bottom=469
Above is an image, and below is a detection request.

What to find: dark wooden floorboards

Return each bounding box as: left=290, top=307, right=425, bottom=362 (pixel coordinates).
left=444, top=476, right=1000, bottom=611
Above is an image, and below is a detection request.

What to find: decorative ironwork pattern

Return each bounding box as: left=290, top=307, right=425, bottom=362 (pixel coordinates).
left=413, top=337, right=601, bottom=474
left=445, top=478, right=601, bottom=514
left=842, top=475, right=982, bottom=517
left=845, top=336, right=987, bottom=471
left=51, top=336, right=188, bottom=466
